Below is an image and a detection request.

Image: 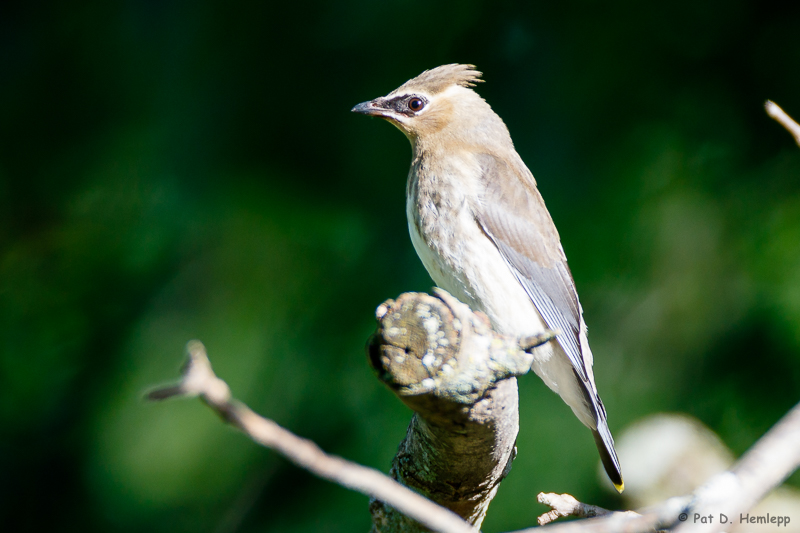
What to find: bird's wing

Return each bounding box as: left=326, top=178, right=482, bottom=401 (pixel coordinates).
left=473, top=152, right=588, bottom=385
left=474, top=152, right=624, bottom=491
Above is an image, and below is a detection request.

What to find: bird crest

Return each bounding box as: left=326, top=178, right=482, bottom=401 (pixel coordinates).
left=393, top=64, right=483, bottom=96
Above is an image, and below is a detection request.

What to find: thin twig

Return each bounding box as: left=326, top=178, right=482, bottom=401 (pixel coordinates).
left=765, top=100, right=800, bottom=147
left=536, top=493, right=616, bottom=525
left=512, top=496, right=690, bottom=533
left=729, top=400, right=800, bottom=513
left=673, top=400, right=800, bottom=533
left=522, top=402, right=800, bottom=532
left=147, top=341, right=477, bottom=533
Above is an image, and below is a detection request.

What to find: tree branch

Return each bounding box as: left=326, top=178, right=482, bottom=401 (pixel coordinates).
left=522, top=495, right=690, bottom=533
left=521, top=402, right=800, bottom=533
left=536, top=493, right=617, bottom=526
left=147, top=341, right=477, bottom=533
left=672, top=400, right=800, bottom=533
left=765, top=100, right=800, bottom=147
left=366, top=289, right=556, bottom=531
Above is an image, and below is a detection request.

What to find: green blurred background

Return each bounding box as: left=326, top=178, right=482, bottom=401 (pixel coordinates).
left=2, top=0, right=800, bottom=531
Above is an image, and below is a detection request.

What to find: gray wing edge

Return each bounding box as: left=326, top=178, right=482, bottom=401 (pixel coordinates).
left=479, top=222, right=624, bottom=489
left=486, top=235, right=589, bottom=384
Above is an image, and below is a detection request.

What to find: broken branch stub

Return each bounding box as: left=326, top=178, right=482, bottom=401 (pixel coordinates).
left=366, top=289, right=555, bottom=531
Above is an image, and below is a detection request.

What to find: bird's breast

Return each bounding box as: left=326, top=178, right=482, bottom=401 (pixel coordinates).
left=406, top=161, right=469, bottom=299
left=405, top=156, right=547, bottom=338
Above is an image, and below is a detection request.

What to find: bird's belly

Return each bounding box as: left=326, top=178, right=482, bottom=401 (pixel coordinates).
left=407, top=200, right=546, bottom=339
left=407, top=194, right=594, bottom=426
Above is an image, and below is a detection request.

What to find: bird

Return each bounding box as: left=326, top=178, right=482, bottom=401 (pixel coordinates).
left=351, top=64, right=623, bottom=492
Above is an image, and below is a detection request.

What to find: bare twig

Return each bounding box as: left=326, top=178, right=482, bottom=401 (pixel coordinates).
left=536, top=493, right=616, bottom=525
left=513, top=496, right=690, bottom=533
left=765, top=100, right=800, bottom=147
left=147, top=341, right=477, bottom=533
left=673, top=400, right=800, bottom=533
left=522, top=402, right=800, bottom=533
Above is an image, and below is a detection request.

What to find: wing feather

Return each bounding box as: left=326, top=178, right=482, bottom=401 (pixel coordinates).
left=473, top=152, right=624, bottom=490
left=474, top=153, right=589, bottom=384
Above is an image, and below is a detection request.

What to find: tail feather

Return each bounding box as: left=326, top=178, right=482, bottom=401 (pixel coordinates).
left=571, top=368, right=624, bottom=492
left=593, top=423, right=624, bottom=493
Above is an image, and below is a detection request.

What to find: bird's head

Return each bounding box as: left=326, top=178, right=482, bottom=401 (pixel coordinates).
left=352, top=64, right=507, bottom=149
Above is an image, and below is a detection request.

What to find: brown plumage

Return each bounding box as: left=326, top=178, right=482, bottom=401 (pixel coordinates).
left=394, top=64, right=483, bottom=95
left=352, top=64, right=624, bottom=492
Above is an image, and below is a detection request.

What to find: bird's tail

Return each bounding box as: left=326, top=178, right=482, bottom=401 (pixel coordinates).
left=593, top=422, right=624, bottom=493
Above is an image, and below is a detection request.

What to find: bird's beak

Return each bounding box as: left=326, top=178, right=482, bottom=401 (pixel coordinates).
left=351, top=98, right=390, bottom=118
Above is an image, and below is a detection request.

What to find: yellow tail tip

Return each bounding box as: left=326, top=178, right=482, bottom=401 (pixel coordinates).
left=614, top=480, right=625, bottom=493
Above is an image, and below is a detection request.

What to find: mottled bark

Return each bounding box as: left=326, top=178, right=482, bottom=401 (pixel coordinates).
left=367, top=289, right=555, bottom=531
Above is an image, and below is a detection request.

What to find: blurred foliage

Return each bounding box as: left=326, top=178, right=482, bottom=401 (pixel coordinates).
left=2, top=0, right=800, bottom=531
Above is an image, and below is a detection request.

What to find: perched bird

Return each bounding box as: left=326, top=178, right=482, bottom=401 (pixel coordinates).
left=352, top=64, right=623, bottom=491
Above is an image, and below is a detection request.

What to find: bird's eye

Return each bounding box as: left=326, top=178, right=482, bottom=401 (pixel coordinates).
left=408, top=98, right=425, bottom=112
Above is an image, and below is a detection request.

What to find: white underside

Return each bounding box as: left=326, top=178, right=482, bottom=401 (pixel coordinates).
left=407, top=190, right=595, bottom=429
